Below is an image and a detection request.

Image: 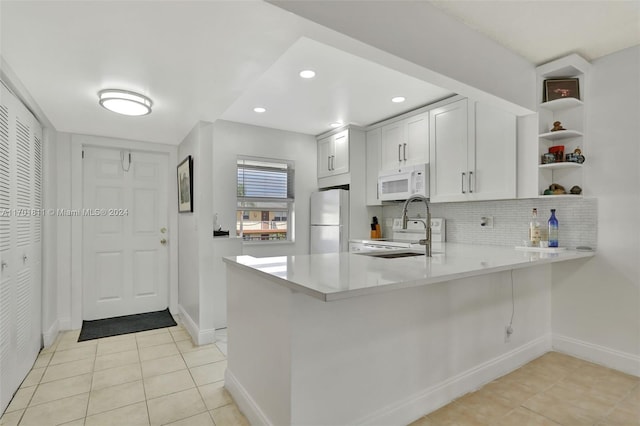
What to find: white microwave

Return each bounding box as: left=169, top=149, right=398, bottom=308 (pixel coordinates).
left=378, top=164, right=429, bottom=201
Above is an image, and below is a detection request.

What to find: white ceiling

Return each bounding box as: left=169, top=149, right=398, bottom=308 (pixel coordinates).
left=1, top=1, right=638, bottom=145
left=220, top=37, right=453, bottom=135
left=428, top=0, right=640, bottom=65
left=0, top=1, right=314, bottom=144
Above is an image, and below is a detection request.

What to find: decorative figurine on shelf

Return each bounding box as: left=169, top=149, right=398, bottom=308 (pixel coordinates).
left=570, top=185, right=582, bottom=195
left=566, top=147, right=586, bottom=164
left=549, top=183, right=567, bottom=195
left=550, top=121, right=566, bottom=132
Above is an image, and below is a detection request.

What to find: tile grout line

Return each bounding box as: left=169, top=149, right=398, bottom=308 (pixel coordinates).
left=82, top=336, right=98, bottom=425
left=598, top=380, right=639, bottom=423
left=172, top=325, right=212, bottom=425
left=517, top=405, right=563, bottom=425
left=135, top=329, right=153, bottom=426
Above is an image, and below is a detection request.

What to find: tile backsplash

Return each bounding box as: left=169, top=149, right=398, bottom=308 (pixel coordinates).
left=381, top=197, right=597, bottom=249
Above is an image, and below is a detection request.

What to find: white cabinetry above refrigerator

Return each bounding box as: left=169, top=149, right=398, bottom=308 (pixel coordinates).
left=317, top=129, right=349, bottom=179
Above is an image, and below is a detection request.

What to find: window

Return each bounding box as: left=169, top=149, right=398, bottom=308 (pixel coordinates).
left=237, top=156, right=294, bottom=242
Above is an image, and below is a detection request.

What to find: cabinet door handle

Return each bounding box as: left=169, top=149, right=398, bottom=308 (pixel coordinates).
left=469, top=171, right=473, bottom=193
left=461, top=172, right=466, bottom=194
left=1, top=261, right=7, bottom=271
left=398, top=144, right=402, bottom=162
left=331, top=155, right=335, bottom=170
left=403, top=143, right=407, bottom=161
left=328, top=156, right=331, bottom=171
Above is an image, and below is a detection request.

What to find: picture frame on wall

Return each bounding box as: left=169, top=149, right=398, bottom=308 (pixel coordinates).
left=544, top=78, right=580, bottom=102
left=177, top=155, right=193, bottom=213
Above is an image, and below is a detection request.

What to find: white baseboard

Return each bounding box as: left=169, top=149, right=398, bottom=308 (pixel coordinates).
left=42, top=319, right=60, bottom=348
left=58, top=317, right=72, bottom=331
left=177, top=304, right=216, bottom=346
left=225, top=368, right=273, bottom=426
left=178, top=304, right=199, bottom=343
left=198, top=327, right=216, bottom=345
left=553, top=334, right=640, bottom=377
left=354, top=334, right=552, bottom=426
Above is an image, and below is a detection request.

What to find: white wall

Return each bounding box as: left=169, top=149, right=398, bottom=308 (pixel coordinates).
left=212, top=120, right=317, bottom=257
left=551, top=46, right=640, bottom=373
left=55, top=132, right=73, bottom=330
left=41, top=127, right=59, bottom=345
left=178, top=123, right=205, bottom=340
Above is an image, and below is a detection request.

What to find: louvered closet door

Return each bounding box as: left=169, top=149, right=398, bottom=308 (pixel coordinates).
left=0, top=84, right=42, bottom=414
left=0, top=87, right=17, bottom=415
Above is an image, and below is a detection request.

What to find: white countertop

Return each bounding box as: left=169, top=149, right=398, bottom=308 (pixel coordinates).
left=223, top=243, right=594, bottom=302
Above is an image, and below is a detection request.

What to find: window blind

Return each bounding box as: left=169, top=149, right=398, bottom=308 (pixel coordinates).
left=237, top=158, right=294, bottom=202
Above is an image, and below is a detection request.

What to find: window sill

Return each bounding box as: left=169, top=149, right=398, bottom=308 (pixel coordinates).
left=242, top=240, right=295, bottom=246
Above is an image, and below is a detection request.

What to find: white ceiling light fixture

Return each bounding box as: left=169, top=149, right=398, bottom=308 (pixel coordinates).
left=299, top=69, right=316, bottom=79
left=98, top=89, right=153, bottom=116
left=253, top=107, right=267, bottom=113
left=391, top=96, right=406, bottom=103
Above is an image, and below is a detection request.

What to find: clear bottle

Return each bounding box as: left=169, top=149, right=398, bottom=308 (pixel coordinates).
left=548, top=209, right=559, bottom=248
left=529, top=208, right=541, bottom=246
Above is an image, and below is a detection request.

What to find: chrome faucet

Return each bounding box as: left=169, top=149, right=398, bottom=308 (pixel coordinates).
left=401, top=195, right=432, bottom=257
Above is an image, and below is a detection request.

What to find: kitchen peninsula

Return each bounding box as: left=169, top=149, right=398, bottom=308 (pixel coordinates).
left=222, top=244, right=594, bottom=426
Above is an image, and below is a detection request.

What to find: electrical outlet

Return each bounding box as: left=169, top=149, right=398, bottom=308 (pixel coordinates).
left=504, top=325, right=513, bottom=343
left=480, top=216, right=494, bottom=229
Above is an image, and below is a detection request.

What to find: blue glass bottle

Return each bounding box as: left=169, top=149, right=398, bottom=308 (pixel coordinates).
left=548, top=209, right=559, bottom=248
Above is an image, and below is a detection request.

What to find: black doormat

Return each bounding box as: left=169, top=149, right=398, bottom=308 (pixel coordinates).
left=78, top=308, right=177, bottom=342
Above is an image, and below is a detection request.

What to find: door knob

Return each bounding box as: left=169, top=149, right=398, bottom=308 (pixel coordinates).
left=160, top=238, right=167, bottom=246
left=160, top=227, right=167, bottom=234
left=22, top=254, right=28, bottom=263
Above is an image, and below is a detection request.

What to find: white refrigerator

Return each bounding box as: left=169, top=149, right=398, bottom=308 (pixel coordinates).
left=309, top=189, right=349, bottom=254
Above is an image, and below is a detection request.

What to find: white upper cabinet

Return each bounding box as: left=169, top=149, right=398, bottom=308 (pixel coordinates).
left=429, top=99, right=469, bottom=202
left=332, top=130, right=349, bottom=175
left=473, top=101, right=517, bottom=200
left=317, top=129, right=349, bottom=179
left=430, top=98, right=516, bottom=202
left=317, top=135, right=333, bottom=178
left=380, top=112, right=428, bottom=171
left=365, top=127, right=382, bottom=206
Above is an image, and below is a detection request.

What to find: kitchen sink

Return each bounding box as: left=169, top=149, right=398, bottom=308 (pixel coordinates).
left=370, top=252, right=425, bottom=258
left=356, top=250, right=443, bottom=258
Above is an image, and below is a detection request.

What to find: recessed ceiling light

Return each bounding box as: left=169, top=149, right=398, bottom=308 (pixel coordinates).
left=98, top=89, right=152, bottom=116
left=330, top=121, right=343, bottom=128
left=299, top=70, right=316, bottom=79
left=253, top=107, right=266, bottom=113
left=391, top=96, right=406, bottom=103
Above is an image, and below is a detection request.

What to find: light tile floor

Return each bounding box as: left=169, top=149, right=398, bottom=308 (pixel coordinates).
left=0, top=324, right=248, bottom=426
left=2, top=329, right=638, bottom=426
left=410, top=351, right=640, bottom=426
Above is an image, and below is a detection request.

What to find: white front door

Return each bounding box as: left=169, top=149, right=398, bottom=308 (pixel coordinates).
left=82, top=147, right=169, bottom=320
